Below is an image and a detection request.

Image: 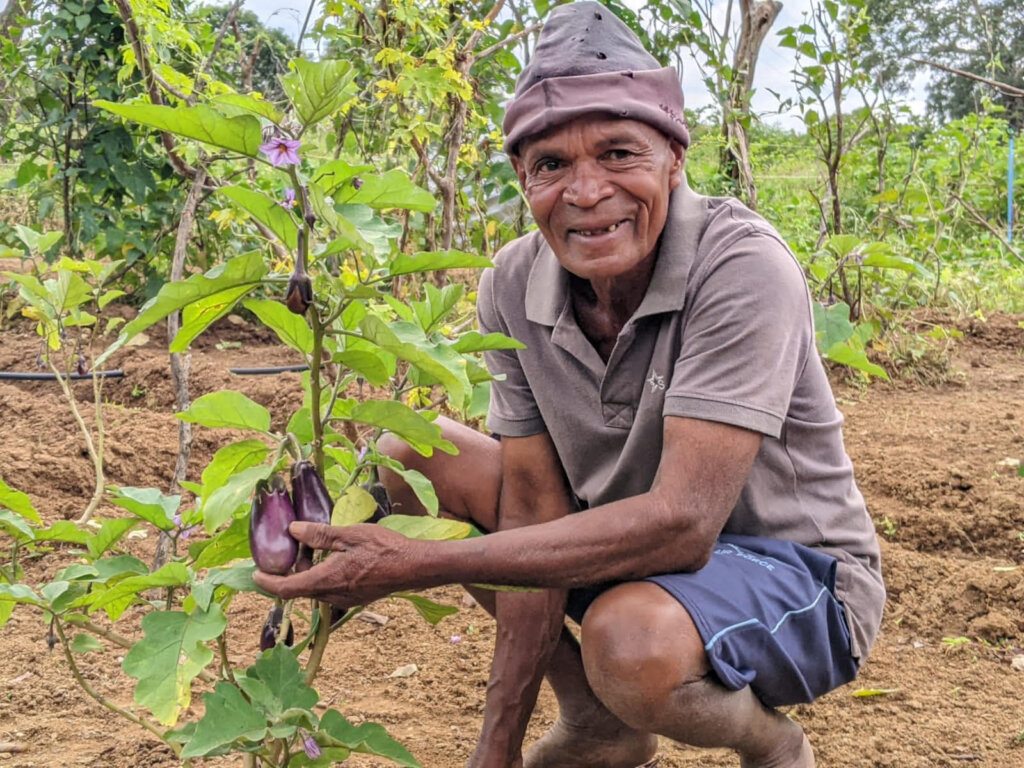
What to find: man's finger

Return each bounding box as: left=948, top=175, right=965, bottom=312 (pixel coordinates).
left=253, top=567, right=321, bottom=600
left=288, top=521, right=344, bottom=551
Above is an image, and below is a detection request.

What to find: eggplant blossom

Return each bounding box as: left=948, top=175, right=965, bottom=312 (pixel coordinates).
left=281, top=188, right=296, bottom=209
left=302, top=733, right=322, bottom=760
left=259, top=137, right=302, bottom=167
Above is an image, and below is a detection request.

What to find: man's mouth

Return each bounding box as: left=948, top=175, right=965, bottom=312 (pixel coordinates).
left=569, top=219, right=628, bottom=237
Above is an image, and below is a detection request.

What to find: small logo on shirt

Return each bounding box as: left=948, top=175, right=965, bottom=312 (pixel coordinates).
left=646, top=370, right=665, bottom=393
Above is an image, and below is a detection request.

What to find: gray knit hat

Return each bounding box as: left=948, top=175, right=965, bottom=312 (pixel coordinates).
left=503, top=1, right=689, bottom=154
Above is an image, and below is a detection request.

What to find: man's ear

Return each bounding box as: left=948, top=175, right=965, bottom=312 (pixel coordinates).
left=668, top=139, right=685, bottom=189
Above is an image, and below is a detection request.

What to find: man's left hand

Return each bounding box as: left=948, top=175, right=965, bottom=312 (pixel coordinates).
left=252, top=521, right=419, bottom=607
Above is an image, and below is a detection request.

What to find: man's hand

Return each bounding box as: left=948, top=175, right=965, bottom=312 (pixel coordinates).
left=252, top=521, right=420, bottom=607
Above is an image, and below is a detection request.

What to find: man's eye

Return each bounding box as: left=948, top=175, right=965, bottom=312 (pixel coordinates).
left=536, top=159, right=562, bottom=173
left=606, top=149, right=633, bottom=161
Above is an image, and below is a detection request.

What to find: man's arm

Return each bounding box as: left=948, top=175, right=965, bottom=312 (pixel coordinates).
left=469, top=431, right=574, bottom=768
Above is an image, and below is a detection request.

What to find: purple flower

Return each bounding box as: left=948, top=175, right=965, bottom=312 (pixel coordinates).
left=303, top=735, right=322, bottom=760
left=173, top=513, right=198, bottom=540
left=259, top=137, right=302, bottom=167
left=281, top=188, right=296, bottom=209
left=357, top=446, right=368, bottom=463
left=450, top=635, right=461, bottom=644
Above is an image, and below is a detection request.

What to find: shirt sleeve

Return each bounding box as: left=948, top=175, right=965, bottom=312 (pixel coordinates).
left=477, top=266, right=546, bottom=437
left=664, top=226, right=814, bottom=439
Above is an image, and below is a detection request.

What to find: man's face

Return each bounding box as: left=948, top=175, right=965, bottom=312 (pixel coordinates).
left=512, top=115, right=684, bottom=282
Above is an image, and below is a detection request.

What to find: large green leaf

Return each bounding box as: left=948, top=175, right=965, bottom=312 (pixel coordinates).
left=210, top=93, right=283, bottom=123
left=823, top=342, right=890, bottom=380
left=450, top=331, right=526, bottom=353
left=171, top=284, right=257, bottom=352
left=86, top=517, right=140, bottom=560
left=108, top=487, right=180, bottom=533
left=812, top=301, right=854, bottom=352
left=331, top=486, right=378, bottom=526
left=177, top=391, right=271, bottom=432
left=218, top=186, right=299, bottom=250
left=330, top=169, right=435, bottom=212
left=389, top=250, right=493, bottom=276
left=237, top=644, right=318, bottom=720
left=200, top=464, right=272, bottom=533
left=87, top=562, right=191, bottom=620
left=0, top=509, right=35, bottom=542
left=192, top=515, right=251, bottom=569
left=332, top=350, right=391, bottom=387
left=312, top=159, right=373, bottom=194
left=0, top=478, right=40, bottom=524
left=334, top=399, right=456, bottom=457
left=200, top=440, right=271, bottom=496
left=181, top=682, right=267, bottom=758
left=358, top=316, right=468, bottom=405
left=379, top=461, right=439, bottom=516
left=93, top=101, right=262, bottom=156
left=243, top=298, right=313, bottom=354
left=122, top=604, right=227, bottom=726
left=319, top=709, right=420, bottom=767
left=280, top=58, right=357, bottom=128
left=97, top=252, right=268, bottom=365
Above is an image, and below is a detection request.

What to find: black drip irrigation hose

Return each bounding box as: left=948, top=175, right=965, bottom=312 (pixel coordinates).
left=0, top=370, right=125, bottom=381
left=229, top=365, right=310, bottom=375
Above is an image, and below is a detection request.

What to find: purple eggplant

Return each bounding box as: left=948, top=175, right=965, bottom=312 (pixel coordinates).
left=365, top=482, right=392, bottom=523
left=291, top=460, right=333, bottom=571
left=284, top=269, right=313, bottom=315
left=259, top=605, right=294, bottom=651
left=249, top=475, right=298, bottom=575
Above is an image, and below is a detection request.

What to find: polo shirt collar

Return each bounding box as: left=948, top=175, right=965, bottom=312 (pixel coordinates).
left=523, top=177, right=707, bottom=327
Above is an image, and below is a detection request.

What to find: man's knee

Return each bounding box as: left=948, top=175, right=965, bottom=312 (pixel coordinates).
left=580, top=582, right=709, bottom=732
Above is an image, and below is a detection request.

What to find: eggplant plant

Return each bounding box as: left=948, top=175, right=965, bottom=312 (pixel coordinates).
left=0, top=52, right=522, bottom=767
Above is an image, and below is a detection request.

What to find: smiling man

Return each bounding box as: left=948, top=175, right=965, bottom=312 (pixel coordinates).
left=254, top=3, right=885, bottom=767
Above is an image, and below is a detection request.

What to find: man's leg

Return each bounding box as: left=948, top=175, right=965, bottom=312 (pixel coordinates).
left=378, top=419, right=656, bottom=768
left=580, top=582, right=814, bottom=768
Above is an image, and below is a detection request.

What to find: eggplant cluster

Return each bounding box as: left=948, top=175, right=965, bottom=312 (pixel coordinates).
left=249, top=461, right=333, bottom=576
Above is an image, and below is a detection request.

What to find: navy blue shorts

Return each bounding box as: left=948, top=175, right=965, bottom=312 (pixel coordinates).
left=566, top=534, right=858, bottom=708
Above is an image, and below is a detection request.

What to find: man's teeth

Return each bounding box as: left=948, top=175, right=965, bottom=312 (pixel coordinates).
left=577, top=222, right=620, bottom=236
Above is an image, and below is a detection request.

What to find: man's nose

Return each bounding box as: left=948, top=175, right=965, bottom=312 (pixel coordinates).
left=562, top=161, right=612, bottom=207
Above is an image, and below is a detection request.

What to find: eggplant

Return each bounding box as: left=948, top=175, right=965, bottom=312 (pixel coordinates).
left=365, top=482, right=392, bottom=523
left=291, top=460, right=332, bottom=571
left=284, top=269, right=313, bottom=315
left=249, top=475, right=298, bottom=575
left=259, top=605, right=294, bottom=651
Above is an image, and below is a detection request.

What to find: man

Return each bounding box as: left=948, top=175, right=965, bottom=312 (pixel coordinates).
left=255, top=3, right=885, bottom=767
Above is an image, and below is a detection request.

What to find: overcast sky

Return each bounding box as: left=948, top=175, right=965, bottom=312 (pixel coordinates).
left=241, top=0, right=928, bottom=132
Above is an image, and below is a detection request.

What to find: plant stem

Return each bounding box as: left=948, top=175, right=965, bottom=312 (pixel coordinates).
left=217, top=633, right=236, bottom=684
left=310, top=308, right=326, bottom=475
left=302, top=600, right=333, bottom=686
left=53, top=617, right=179, bottom=756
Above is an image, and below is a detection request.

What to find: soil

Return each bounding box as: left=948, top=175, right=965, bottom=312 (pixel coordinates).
left=0, top=309, right=1022, bottom=768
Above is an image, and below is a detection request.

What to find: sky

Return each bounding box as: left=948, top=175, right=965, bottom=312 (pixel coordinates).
left=241, top=0, right=929, bottom=132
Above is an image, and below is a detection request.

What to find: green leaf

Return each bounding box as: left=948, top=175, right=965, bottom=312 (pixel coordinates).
left=336, top=399, right=456, bottom=457
left=243, top=298, right=313, bottom=354
left=825, top=234, right=861, bottom=258
left=860, top=252, right=918, bottom=272
left=823, top=342, right=890, bottom=381
left=237, top=644, right=318, bottom=719
left=386, top=465, right=438, bottom=516
left=851, top=688, right=899, bottom=697
left=812, top=301, right=854, bottom=352
left=218, top=186, right=299, bottom=251
left=71, top=634, right=105, bottom=654
left=330, top=170, right=435, bottom=212
left=312, top=159, right=373, bottom=194
left=358, top=316, right=468, bottom=406
left=210, top=93, right=283, bottom=123
left=93, top=101, right=262, bottom=157
left=378, top=514, right=475, bottom=541
left=35, top=520, right=91, bottom=545
left=319, top=709, right=421, bottom=767
left=192, top=515, right=252, bottom=569
left=88, top=562, right=191, bottom=620
left=12, top=225, right=63, bottom=255
left=108, top=487, right=180, bottom=532
left=389, top=250, right=493, bottom=276
left=181, top=681, right=268, bottom=757
left=332, top=350, right=391, bottom=387
left=172, top=284, right=257, bottom=352
left=391, top=593, right=458, bottom=626
left=97, top=252, right=268, bottom=365
left=450, top=331, right=525, bottom=353
left=280, top=58, right=357, bottom=128
left=331, top=486, right=378, bottom=526
left=201, top=464, right=273, bottom=534
left=201, top=440, right=271, bottom=496
left=177, top=391, right=271, bottom=432
left=192, top=562, right=258, bottom=611
left=86, top=517, right=140, bottom=560
left=0, top=478, right=41, bottom=523
left=0, top=509, right=35, bottom=541
left=122, top=604, right=227, bottom=726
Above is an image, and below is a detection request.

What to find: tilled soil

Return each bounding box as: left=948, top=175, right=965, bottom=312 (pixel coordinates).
left=0, top=311, right=1021, bottom=768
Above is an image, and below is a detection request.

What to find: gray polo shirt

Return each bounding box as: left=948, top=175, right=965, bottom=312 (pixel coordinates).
left=477, top=180, right=885, bottom=661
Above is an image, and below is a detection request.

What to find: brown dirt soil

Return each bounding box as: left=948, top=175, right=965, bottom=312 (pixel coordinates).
left=0, top=311, right=1022, bottom=768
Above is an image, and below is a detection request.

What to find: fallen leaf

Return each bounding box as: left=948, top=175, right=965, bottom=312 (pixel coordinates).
left=356, top=611, right=390, bottom=627
left=389, top=663, right=418, bottom=678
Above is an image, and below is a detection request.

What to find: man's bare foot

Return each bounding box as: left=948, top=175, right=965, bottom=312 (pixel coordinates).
left=739, top=731, right=814, bottom=768
left=524, top=715, right=658, bottom=768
